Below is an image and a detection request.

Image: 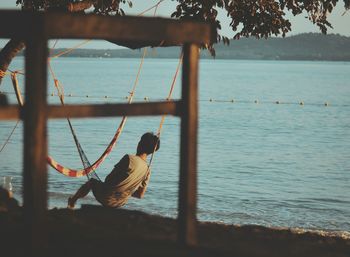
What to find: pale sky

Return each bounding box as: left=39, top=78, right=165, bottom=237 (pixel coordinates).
left=1, top=0, right=349, bottom=49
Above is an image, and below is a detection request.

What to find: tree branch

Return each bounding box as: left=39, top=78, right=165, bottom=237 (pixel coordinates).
left=0, top=39, right=25, bottom=85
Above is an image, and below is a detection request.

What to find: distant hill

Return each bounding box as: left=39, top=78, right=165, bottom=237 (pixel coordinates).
left=209, top=33, right=350, bottom=61
left=4, top=33, right=350, bottom=61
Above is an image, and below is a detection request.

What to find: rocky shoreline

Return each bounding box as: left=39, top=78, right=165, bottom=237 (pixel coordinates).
left=1, top=203, right=349, bottom=257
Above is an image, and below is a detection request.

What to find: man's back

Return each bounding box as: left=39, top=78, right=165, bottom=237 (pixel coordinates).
left=93, top=154, right=149, bottom=207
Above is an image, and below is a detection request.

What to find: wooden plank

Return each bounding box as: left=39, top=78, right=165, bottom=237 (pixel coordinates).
left=178, top=43, right=199, bottom=246
left=47, top=101, right=181, bottom=118
left=23, top=20, right=48, bottom=256
left=0, top=101, right=181, bottom=120
left=0, top=106, right=22, bottom=120
left=0, top=11, right=216, bottom=45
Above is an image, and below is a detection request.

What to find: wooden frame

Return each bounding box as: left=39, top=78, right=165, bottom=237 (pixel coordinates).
left=0, top=11, right=216, bottom=253
left=0, top=102, right=181, bottom=120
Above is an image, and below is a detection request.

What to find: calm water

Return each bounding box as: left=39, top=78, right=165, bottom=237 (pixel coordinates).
left=1, top=57, right=349, bottom=235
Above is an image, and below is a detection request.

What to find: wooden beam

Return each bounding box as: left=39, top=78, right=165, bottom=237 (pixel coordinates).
left=0, top=101, right=181, bottom=120
left=178, top=43, right=199, bottom=246
left=47, top=101, right=181, bottom=118
left=0, top=106, right=21, bottom=120
left=0, top=11, right=216, bottom=45
left=23, top=19, right=48, bottom=256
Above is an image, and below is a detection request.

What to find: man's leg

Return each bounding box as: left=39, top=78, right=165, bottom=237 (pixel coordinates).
left=68, top=179, right=93, bottom=209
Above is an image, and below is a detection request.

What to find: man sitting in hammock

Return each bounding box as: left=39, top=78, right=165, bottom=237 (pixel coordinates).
left=68, top=132, right=160, bottom=209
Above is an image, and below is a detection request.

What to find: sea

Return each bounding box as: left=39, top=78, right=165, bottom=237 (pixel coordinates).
left=0, top=55, right=349, bottom=237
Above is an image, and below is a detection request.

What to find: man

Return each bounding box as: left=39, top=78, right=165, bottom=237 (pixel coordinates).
left=68, top=132, right=160, bottom=209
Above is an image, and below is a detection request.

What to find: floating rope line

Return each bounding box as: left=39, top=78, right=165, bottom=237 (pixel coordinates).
left=1, top=90, right=340, bottom=107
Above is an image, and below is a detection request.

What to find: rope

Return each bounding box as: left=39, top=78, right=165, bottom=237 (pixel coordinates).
left=0, top=121, right=20, bottom=154
left=10, top=73, right=24, bottom=106
left=1, top=90, right=338, bottom=107
left=137, top=0, right=165, bottom=16
left=50, top=40, right=92, bottom=59
left=0, top=71, right=24, bottom=154
left=146, top=53, right=183, bottom=176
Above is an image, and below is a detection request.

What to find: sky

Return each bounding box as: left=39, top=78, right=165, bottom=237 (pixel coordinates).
left=0, top=0, right=349, bottom=49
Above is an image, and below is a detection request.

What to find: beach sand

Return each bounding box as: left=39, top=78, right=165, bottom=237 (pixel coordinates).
left=1, top=204, right=349, bottom=257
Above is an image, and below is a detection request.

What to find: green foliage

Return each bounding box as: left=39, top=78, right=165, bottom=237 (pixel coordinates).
left=14, top=0, right=350, bottom=54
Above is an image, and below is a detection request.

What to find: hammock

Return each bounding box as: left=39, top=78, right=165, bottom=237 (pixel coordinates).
left=46, top=1, right=165, bottom=179
left=2, top=52, right=182, bottom=179
left=46, top=47, right=146, bottom=179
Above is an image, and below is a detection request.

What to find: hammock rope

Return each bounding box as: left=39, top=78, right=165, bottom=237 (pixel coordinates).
left=46, top=46, right=147, bottom=178
left=146, top=53, right=183, bottom=176
left=46, top=0, right=166, bottom=178
left=0, top=72, right=22, bottom=154
left=0, top=120, right=20, bottom=154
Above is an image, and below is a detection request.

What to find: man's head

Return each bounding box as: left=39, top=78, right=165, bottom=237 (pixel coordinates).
left=137, top=132, right=160, bottom=155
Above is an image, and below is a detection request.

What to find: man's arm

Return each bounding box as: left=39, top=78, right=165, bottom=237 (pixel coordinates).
left=132, top=171, right=150, bottom=199
left=132, top=185, right=147, bottom=199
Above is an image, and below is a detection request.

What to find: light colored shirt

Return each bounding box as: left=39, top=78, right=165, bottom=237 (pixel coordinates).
left=92, top=154, right=150, bottom=207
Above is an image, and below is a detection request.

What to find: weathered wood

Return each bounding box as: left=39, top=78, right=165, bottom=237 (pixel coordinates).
left=178, top=43, right=199, bottom=246
left=0, top=11, right=216, bottom=45
left=0, top=101, right=181, bottom=120
left=23, top=19, right=48, bottom=256
left=47, top=101, right=181, bottom=118
left=0, top=106, right=20, bottom=119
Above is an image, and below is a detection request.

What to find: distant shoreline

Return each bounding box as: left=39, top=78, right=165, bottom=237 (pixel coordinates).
left=3, top=33, right=350, bottom=62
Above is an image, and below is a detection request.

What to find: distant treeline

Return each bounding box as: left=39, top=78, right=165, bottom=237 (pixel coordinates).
left=4, top=33, right=350, bottom=61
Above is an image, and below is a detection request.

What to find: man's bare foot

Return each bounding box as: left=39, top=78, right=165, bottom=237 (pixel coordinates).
left=67, top=197, right=75, bottom=209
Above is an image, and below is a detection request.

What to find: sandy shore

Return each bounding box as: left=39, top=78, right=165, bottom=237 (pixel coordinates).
left=1, top=204, right=349, bottom=257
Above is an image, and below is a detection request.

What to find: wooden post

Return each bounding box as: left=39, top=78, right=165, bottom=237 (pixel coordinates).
left=178, top=43, right=199, bottom=246
left=23, top=20, right=48, bottom=256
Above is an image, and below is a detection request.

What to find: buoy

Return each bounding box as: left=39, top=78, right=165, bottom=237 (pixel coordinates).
left=69, top=93, right=73, bottom=97
left=254, top=100, right=259, bottom=104
left=86, top=95, right=89, bottom=98
left=299, top=101, right=304, bottom=106
left=209, top=98, right=213, bottom=102
left=325, top=102, right=329, bottom=106
left=276, top=100, right=280, bottom=104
